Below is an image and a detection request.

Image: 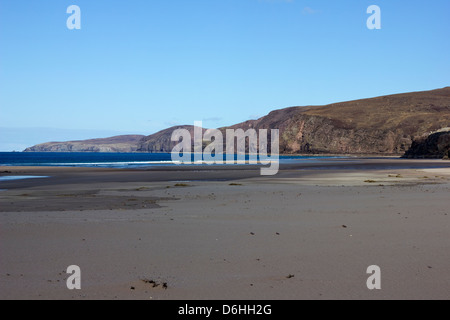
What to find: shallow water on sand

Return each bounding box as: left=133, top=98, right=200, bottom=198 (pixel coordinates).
left=0, top=176, right=49, bottom=182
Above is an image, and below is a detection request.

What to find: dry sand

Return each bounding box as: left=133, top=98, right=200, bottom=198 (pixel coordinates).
left=0, top=158, right=449, bottom=300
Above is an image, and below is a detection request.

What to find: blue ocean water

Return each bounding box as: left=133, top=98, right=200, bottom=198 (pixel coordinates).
left=0, top=152, right=338, bottom=168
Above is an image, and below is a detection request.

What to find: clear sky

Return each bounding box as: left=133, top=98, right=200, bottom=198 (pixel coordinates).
left=0, top=0, right=449, bottom=151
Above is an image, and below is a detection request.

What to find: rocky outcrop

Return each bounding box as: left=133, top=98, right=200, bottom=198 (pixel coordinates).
left=24, top=135, right=145, bottom=153
left=138, top=87, right=450, bottom=155
left=403, top=129, right=450, bottom=159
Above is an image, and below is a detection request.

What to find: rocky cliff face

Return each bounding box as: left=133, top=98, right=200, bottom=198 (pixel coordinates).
left=24, top=135, right=145, bottom=153
left=137, top=87, right=450, bottom=155
left=403, top=129, right=450, bottom=159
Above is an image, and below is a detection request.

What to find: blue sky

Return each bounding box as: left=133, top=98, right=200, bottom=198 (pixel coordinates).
left=0, top=0, right=449, bottom=151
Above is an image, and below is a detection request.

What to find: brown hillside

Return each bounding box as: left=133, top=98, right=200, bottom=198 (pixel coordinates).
left=219, top=87, right=450, bottom=154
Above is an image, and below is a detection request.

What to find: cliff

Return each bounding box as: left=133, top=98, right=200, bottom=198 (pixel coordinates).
left=24, top=135, right=145, bottom=153
left=137, top=87, right=450, bottom=155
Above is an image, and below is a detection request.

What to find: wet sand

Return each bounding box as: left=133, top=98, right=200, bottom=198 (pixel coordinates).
left=1, top=158, right=449, bottom=299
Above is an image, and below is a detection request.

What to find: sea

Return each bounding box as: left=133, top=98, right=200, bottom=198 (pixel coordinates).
left=0, top=152, right=340, bottom=169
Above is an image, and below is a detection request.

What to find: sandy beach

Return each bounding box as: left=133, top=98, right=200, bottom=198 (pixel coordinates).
left=1, top=158, right=449, bottom=300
